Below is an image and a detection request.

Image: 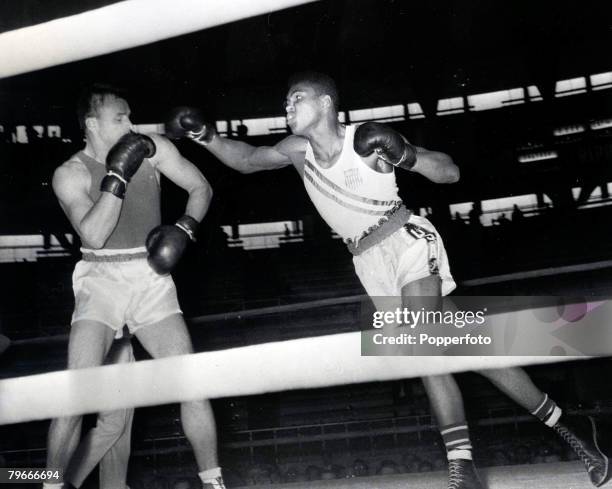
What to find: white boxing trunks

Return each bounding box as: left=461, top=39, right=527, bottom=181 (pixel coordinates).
left=71, top=247, right=182, bottom=336
left=352, top=213, right=456, bottom=298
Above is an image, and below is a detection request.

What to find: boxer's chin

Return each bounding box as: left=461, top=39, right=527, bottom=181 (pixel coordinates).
left=287, top=121, right=299, bottom=135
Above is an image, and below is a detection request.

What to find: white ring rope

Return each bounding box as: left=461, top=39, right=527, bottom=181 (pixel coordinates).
left=0, top=0, right=318, bottom=79
left=0, top=328, right=582, bottom=425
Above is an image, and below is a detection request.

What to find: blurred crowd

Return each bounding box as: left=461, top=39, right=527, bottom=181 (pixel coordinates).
left=120, top=435, right=572, bottom=488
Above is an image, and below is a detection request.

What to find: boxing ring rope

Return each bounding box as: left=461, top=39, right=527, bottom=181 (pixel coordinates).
left=0, top=328, right=581, bottom=425
left=0, top=0, right=319, bottom=79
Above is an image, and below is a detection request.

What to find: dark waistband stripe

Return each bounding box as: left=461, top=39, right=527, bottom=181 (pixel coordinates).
left=346, top=205, right=412, bottom=256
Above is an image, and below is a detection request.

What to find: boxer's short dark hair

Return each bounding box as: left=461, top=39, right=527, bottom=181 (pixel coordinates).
left=288, top=71, right=339, bottom=112
left=77, top=83, right=128, bottom=131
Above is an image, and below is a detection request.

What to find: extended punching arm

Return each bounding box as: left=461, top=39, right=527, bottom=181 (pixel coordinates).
left=166, top=106, right=294, bottom=174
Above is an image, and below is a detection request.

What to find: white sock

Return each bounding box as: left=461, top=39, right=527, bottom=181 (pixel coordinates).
left=545, top=405, right=563, bottom=427
left=448, top=449, right=473, bottom=461
left=198, top=467, right=223, bottom=483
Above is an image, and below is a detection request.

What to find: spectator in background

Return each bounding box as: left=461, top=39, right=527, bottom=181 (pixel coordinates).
left=402, top=453, right=421, bottom=473
left=494, top=213, right=511, bottom=227
left=377, top=459, right=401, bottom=475
left=305, top=465, right=322, bottom=481
left=453, top=211, right=466, bottom=225
left=490, top=449, right=511, bottom=466
left=511, top=204, right=524, bottom=223
left=432, top=454, right=448, bottom=470
left=468, top=203, right=482, bottom=227
left=283, top=466, right=301, bottom=483
left=173, top=477, right=198, bottom=489
left=235, top=123, right=248, bottom=140
left=352, top=458, right=369, bottom=477
left=515, top=444, right=532, bottom=465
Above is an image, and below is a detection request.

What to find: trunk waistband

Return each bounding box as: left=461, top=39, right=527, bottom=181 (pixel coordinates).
left=346, top=205, right=412, bottom=256
left=81, top=247, right=148, bottom=263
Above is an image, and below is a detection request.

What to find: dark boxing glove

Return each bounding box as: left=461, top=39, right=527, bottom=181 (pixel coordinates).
left=101, top=133, right=156, bottom=199
left=165, top=106, right=217, bottom=145
left=353, top=122, right=417, bottom=169
left=146, top=215, right=199, bottom=275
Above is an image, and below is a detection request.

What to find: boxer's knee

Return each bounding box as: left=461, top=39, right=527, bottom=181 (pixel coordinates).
left=49, top=415, right=82, bottom=439
left=135, top=313, right=193, bottom=358
left=97, top=409, right=131, bottom=435
left=401, top=275, right=442, bottom=301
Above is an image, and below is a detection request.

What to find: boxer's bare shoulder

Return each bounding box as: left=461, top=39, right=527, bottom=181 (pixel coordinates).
left=275, top=134, right=308, bottom=169
left=53, top=157, right=91, bottom=195
left=143, top=132, right=180, bottom=169
left=52, top=157, right=95, bottom=224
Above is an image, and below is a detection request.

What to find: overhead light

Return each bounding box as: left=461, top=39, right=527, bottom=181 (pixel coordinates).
left=591, top=118, right=612, bottom=130
left=553, top=125, right=586, bottom=136
left=518, top=151, right=558, bottom=163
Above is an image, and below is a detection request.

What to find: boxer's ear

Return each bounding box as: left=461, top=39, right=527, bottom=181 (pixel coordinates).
left=85, top=116, right=97, bottom=131
left=320, top=94, right=332, bottom=110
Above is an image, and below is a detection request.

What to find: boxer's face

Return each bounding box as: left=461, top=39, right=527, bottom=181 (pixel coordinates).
left=92, top=94, right=133, bottom=147
left=285, top=84, right=323, bottom=135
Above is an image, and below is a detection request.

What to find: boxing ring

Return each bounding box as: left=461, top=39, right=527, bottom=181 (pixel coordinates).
left=0, top=0, right=592, bottom=425
left=0, top=1, right=609, bottom=487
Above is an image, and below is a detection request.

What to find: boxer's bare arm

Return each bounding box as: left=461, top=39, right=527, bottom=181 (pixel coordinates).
left=410, top=146, right=460, bottom=183
left=52, top=161, right=122, bottom=249
left=148, top=134, right=212, bottom=221
left=206, top=135, right=306, bottom=174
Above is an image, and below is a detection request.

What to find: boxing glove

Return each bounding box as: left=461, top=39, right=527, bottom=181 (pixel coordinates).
left=146, top=215, right=199, bottom=275
left=165, top=106, right=217, bottom=144
left=101, top=133, right=156, bottom=199
left=353, top=122, right=417, bottom=169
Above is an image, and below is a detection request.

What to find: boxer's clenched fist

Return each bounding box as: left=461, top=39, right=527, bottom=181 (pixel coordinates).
left=165, top=107, right=217, bottom=145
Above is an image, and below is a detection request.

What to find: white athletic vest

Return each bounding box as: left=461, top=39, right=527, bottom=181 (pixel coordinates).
left=303, top=125, right=402, bottom=243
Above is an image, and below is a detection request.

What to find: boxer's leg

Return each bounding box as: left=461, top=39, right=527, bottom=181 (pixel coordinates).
left=97, top=407, right=134, bottom=489
left=402, top=276, right=483, bottom=489
left=134, top=314, right=223, bottom=488
left=401, top=276, right=467, bottom=426
left=46, top=321, right=115, bottom=483
left=66, top=407, right=133, bottom=488
left=479, top=367, right=609, bottom=486
left=477, top=367, right=544, bottom=411
left=66, top=340, right=135, bottom=489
